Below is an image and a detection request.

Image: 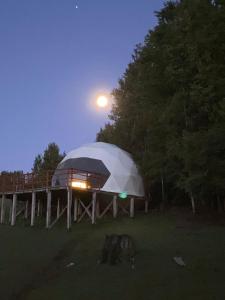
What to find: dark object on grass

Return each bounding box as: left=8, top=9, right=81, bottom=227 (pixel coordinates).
left=100, top=234, right=136, bottom=268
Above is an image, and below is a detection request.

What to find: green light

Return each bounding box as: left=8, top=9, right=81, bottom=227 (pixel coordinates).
left=119, top=192, right=128, bottom=199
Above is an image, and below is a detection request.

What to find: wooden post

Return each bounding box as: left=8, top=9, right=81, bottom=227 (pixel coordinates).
left=37, top=199, right=40, bottom=217
left=130, top=197, right=134, bottom=218
left=73, top=197, right=78, bottom=222
left=46, top=190, right=52, bottom=229
left=40, top=200, right=43, bottom=217
left=96, top=199, right=100, bottom=218
left=78, top=200, right=82, bottom=217
left=49, top=206, right=67, bottom=229
left=57, top=198, right=60, bottom=219
left=31, top=192, right=36, bottom=226
left=190, top=192, right=196, bottom=215
left=91, top=192, right=97, bottom=224
left=67, top=188, right=72, bottom=230
left=9, top=203, right=12, bottom=223
left=11, top=194, right=17, bottom=226
left=113, top=195, right=118, bottom=218
left=145, top=199, right=149, bottom=213
left=0, top=195, right=6, bottom=224
left=24, top=200, right=29, bottom=219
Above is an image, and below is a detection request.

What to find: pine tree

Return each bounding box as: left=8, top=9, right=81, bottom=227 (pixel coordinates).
left=32, top=143, right=65, bottom=174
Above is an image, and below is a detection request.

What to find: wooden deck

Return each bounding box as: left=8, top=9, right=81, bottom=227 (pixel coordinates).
left=0, top=169, right=144, bottom=230
left=0, top=168, right=105, bottom=194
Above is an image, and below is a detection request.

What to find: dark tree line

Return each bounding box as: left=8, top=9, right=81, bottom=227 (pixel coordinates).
left=97, top=0, right=225, bottom=213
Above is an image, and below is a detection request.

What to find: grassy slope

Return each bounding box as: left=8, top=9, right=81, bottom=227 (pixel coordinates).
left=0, top=212, right=224, bottom=300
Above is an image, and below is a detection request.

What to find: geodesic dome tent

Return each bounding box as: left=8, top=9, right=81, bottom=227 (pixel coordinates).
left=52, top=142, right=144, bottom=197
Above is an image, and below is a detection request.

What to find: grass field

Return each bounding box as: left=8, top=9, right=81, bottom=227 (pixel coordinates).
left=0, top=211, right=224, bottom=300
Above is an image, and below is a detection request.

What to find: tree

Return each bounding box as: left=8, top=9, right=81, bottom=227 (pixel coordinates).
left=96, top=123, right=116, bottom=145
left=32, top=154, right=42, bottom=174
left=32, top=143, right=65, bottom=174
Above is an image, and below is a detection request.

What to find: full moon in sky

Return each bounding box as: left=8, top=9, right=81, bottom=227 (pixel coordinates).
left=96, top=95, right=109, bottom=108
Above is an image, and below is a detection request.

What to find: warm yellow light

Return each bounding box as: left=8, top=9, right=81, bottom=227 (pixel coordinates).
left=71, top=180, right=87, bottom=189
left=96, top=95, right=108, bottom=108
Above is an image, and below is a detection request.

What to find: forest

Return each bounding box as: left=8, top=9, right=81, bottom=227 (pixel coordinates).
left=96, top=0, right=225, bottom=213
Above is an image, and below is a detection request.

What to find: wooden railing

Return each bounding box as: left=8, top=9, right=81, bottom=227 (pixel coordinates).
left=0, top=169, right=107, bottom=193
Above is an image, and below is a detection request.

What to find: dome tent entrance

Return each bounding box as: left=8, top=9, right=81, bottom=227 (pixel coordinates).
left=52, top=157, right=110, bottom=189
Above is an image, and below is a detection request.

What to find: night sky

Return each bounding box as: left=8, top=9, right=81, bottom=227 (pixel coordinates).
left=0, top=0, right=164, bottom=172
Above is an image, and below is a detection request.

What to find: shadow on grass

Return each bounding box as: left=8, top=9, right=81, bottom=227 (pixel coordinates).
left=10, top=239, right=77, bottom=300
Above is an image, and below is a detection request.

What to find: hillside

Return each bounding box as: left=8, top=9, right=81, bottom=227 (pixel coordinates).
left=0, top=212, right=224, bottom=300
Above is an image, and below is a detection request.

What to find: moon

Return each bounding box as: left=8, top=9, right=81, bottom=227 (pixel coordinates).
left=96, top=95, right=109, bottom=108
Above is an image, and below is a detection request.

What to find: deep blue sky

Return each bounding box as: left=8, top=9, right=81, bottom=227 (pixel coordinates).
left=0, top=0, right=164, bottom=172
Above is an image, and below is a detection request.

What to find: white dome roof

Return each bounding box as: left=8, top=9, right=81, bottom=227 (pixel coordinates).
left=61, top=142, right=144, bottom=197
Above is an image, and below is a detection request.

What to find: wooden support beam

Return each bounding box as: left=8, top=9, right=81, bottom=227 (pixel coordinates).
left=77, top=202, right=92, bottom=223
left=46, top=190, right=52, bottom=229
left=190, top=192, right=196, bottom=215
left=67, top=188, right=72, bottom=230
left=79, top=200, right=92, bottom=218
left=31, top=192, right=36, bottom=226
left=24, top=200, right=29, bottom=219
left=37, top=199, right=41, bottom=217
left=118, top=203, right=129, bottom=215
left=113, top=195, right=118, bottom=218
left=99, top=201, right=113, bottom=219
left=57, top=198, right=60, bottom=219
left=16, top=207, right=25, bottom=217
left=73, top=197, right=78, bottom=222
left=77, top=200, right=82, bottom=217
left=40, top=200, right=43, bottom=217
left=0, top=195, right=6, bottom=224
left=130, top=197, right=134, bottom=218
left=11, top=194, right=17, bottom=226
left=96, top=199, right=100, bottom=218
left=145, top=199, right=149, bottom=213
left=9, top=203, right=12, bottom=223
left=92, top=192, right=97, bottom=224
left=49, top=205, right=67, bottom=229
